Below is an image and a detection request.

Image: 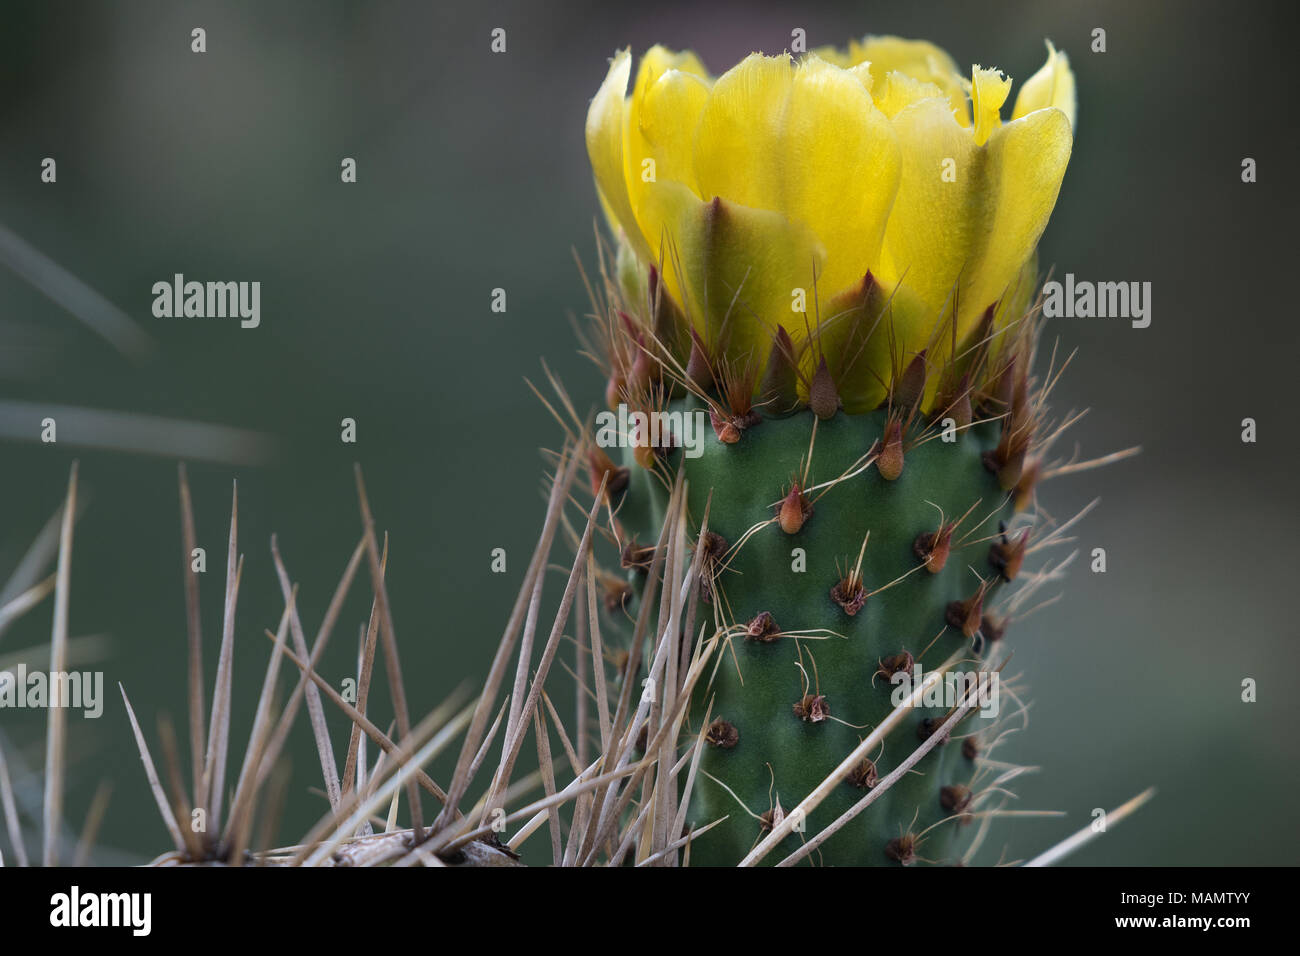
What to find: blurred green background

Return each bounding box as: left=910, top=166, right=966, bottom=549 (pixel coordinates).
left=0, top=0, right=1296, bottom=865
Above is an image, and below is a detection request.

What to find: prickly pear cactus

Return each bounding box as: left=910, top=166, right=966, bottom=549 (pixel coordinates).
left=583, top=36, right=1077, bottom=865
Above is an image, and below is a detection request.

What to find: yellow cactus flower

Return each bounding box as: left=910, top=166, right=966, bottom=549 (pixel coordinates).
left=586, top=36, right=1075, bottom=410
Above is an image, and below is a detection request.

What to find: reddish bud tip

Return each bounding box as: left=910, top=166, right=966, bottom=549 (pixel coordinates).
left=988, top=355, right=1017, bottom=412
left=988, top=528, right=1030, bottom=582
left=759, top=325, right=800, bottom=416
left=604, top=374, right=624, bottom=410
left=686, top=330, right=715, bottom=392
left=945, top=582, right=988, bottom=638
left=983, top=423, right=1031, bottom=490
left=632, top=441, right=658, bottom=470
left=935, top=371, right=972, bottom=431
left=1013, top=458, right=1040, bottom=512
left=809, top=356, right=840, bottom=421
left=709, top=407, right=742, bottom=444
left=892, top=351, right=928, bottom=417
left=776, top=484, right=813, bottom=535
left=877, top=420, right=905, bottom=481
left=588, top=447, right=629, bottom=498
left=913, top=523, right=954, bottom=574
left=601, top=578, right=633, bottom=614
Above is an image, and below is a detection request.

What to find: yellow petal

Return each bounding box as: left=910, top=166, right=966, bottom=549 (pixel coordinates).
left=631, top=44, right=709, bottom=97
left=586, top=50, right=646, bottom=258
left=966, top=106, right=1072, bottom=321
left=638, top=180, right=825, bottom=369
left=844, top=61, right=874, bottom=95
left=873, top=70, right=944, bottom=118
left=691, top=53, right=795, bottom=214
left=878, top=98, right=979, bottom=319
left=632, top=67, right=710, bottom=182
left=625, top=42, right=710, bottom=179
left=694, top=54, right=901, bottom=300
left=879, top=97, right=1071, bottom=345
left=624, top=60, right=711, bottom=259
left=809, top=44, right=853, bottom=68
left=970, top=67, right=1011, bottom=146
left=852, top=36, right=970, bottom=126
left=1012, top=40, right=1076, bottom=130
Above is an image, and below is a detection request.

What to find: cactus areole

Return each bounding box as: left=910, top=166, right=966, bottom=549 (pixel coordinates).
left=584, top=36, right=1076, bottom=865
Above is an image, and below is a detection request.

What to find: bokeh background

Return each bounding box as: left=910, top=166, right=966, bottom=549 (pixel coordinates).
left=0, top=0, right=1296, bottom=865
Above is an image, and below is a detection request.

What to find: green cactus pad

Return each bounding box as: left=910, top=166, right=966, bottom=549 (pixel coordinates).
left=618, top=397, right=1017, bottom=866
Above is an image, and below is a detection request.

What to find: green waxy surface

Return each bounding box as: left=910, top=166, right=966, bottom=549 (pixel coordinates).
left=619, top=397, right=1016, bottom=866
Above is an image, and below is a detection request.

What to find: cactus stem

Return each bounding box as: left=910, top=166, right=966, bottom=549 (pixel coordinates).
left=740, top=649, right=969, bottom=866
left=771, top=658, right=989, bottom=867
